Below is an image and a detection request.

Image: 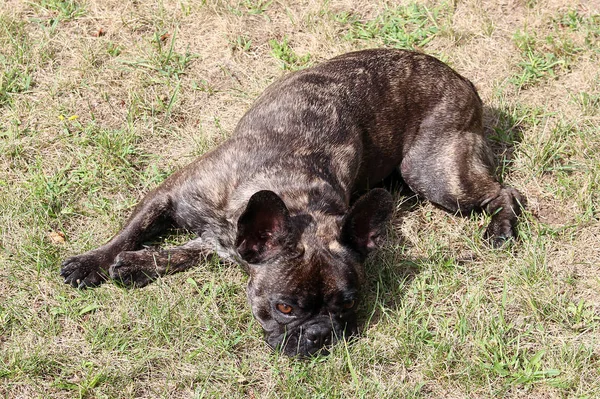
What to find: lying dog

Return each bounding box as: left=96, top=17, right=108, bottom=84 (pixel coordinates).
left=61, top=49, right=523, bottom=356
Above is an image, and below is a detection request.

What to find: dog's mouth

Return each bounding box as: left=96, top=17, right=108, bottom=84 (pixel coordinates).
left=265, top=315, right=358, bottom=357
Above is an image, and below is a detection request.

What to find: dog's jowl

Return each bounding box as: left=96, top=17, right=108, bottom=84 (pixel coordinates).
left=60, top=49, right=523, bottom=356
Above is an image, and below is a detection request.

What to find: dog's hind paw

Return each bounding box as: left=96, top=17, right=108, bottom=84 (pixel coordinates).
left=483, top=187, right=523, bottom=248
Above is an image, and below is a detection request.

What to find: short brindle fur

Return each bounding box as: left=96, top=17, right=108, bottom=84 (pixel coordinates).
left=61, top=49, right=523, bottom=356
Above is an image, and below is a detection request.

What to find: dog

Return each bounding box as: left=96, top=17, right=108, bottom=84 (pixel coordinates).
left=60, top=49, right=523, bottom=357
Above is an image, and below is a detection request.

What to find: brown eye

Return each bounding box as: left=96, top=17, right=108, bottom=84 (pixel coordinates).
left=276, top=303, right=293, bottom=314
left=343, top=300, right=355, bottom=309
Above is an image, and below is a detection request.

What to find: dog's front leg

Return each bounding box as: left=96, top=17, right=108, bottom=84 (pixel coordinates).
left=60, top=190, right=174, bottom=288
left=108, top=237, right=212, bottom=287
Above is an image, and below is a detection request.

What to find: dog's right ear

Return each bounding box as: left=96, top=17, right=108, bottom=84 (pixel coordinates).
left=236, top=190, right=299, bottom=264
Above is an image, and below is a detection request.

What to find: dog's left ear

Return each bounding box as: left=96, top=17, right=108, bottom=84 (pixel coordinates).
left=340, top=188, right=394, bottom=258
left=236, top=190, right=300, bottom=264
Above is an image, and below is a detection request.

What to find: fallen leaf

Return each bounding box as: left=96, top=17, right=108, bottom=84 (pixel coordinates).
left=49, top=231, right=66, bottom=245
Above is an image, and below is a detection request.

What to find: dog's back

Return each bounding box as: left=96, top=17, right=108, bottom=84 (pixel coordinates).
left=229, top=49, right=483, bottom=197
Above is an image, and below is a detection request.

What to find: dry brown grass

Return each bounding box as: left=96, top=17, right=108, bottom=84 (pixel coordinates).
left=1, top=0, right=599, bottom=398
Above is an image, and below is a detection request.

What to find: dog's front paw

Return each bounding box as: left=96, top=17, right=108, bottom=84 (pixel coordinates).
left=109, top=251, right=158, bottom=288
left=60, top=252, right=109, bottom=288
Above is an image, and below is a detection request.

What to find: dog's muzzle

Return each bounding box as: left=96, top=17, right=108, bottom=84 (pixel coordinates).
left=267, top=314, right=358, bottom=357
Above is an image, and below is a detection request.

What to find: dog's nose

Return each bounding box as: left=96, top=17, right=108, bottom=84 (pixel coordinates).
left=304, top=324, right=333, bottom=351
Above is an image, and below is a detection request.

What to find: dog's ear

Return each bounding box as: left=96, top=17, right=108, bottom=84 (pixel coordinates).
left=236, top=190, right=299, bottom=264
left=340, top=188, right=393, bottom=258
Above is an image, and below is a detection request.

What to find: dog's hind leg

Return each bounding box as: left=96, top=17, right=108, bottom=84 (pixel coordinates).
left=400, top=129, right=524, bottom=247
left=60, top=188, right=175, bottom=288
left=108, top=237, right=212, bottom=287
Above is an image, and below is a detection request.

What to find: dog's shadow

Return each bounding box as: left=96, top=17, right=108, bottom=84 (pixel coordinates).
left=482, top=104, right=526, bottom=181
left=357, top=105, right=525, bottom=328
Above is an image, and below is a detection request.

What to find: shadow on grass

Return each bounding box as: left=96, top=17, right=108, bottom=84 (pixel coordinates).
left=483, top=105, right=526, bottom=182
left=357, top=187, right=420, bottom=329
left=356, top=104, right=525, bottom=328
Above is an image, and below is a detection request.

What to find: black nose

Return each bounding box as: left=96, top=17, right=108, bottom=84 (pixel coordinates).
left=304, top=323, right=333, bottom=352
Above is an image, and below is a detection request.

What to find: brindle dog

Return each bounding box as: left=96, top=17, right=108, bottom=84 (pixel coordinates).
left=60, top=49, right=523, bottom=356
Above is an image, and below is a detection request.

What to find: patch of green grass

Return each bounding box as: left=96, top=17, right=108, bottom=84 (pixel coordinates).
left=191, top=78, right=218, bottom=95
left=35, top=0, right=86, bottom=20
left=121, top=30, right=199, bottom=79
left=105, top=41, right=123, bottom=57
left=27, top=0, right=86, bottom=35
left=524, top=120, right=578, bottom=175
left=571, top=91, right=600, bottom=116
left=553, top=10, right=600, bottom=50
left=229, top=34, right=252, bottom=54
left=51, top=360, right=109, bottom=397
left=510, top=30, right=566, bottom=89
left=510, top=50, right=564, bottom=89
left=0, top=18, right=34, bottom=107
left=0, top=65, right=32, bottom=107
left=269, top=36, right=312, bottom=70
left=335, top=3, right=448, bottom=50
left=510, top=10, right=600, bottom=89
left=227, top=0, right=272, bottom=16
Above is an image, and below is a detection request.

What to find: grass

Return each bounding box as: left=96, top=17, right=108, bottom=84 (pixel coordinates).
left=1, top=0, right=599, bottom=398
left=335, top=3, right=447, bottom=50
left=509, top=9, right=600, bottom=89
left=269, top=36, right=313, bottom=70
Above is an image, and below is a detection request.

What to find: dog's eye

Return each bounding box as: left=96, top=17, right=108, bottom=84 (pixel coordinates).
left=276, top=303, right=293, bottom=314
left=343, top=300, right=355, bottom=309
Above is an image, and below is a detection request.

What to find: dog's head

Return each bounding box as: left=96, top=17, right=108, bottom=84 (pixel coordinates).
left=235, top=188, right=393, bottom=356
